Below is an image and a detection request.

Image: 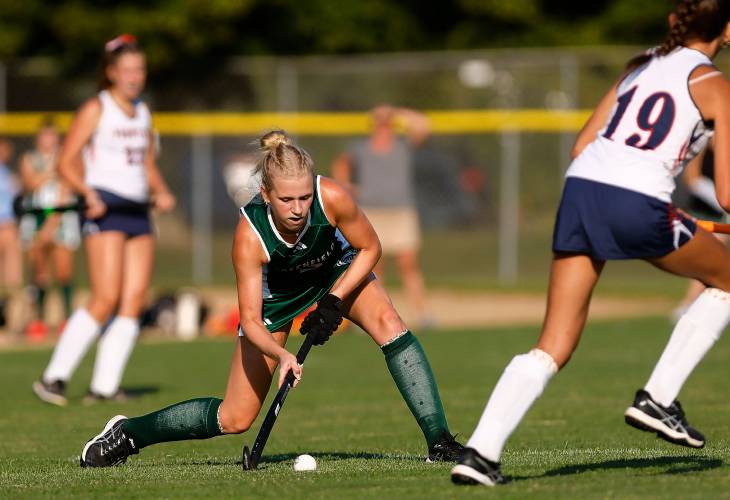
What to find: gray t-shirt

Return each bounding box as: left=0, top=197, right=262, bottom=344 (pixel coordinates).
left=349, top=138, right=415, bottom=208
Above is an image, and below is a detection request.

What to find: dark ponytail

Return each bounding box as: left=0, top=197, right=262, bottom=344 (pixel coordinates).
left=625, top=0, right=730, bottom=71
left=97, top=34, right=141, bottom=91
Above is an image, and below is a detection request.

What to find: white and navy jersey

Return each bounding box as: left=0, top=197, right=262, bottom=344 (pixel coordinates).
left=567, top=47, right=715, bottom=203
left=82, top=90, right=151, bottom=202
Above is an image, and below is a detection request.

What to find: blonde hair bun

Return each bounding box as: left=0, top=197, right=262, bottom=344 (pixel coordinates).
left=260, top=130, right=292, bottom=151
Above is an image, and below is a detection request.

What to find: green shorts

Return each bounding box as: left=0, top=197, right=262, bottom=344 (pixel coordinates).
left=238, top=248, right=356, bottom=336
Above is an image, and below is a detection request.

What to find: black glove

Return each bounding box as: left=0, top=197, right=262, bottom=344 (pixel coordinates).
left=301, top=293, right=343, bottom=345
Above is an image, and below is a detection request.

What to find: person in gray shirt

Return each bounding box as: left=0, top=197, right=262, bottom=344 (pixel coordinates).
left=332, top=105, right=432, bottom=327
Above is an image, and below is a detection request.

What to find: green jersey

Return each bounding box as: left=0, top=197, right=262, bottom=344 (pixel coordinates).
left=239, top=175, right=356, bottom=333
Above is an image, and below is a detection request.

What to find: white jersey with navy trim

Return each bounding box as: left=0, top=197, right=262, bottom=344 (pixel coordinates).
left=83, top=90, right=151, bottom=202
left=566, top=47, right=715, bottom=202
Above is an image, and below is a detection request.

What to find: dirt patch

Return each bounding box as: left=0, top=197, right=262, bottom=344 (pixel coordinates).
left=0, top=287, right=675, bottom=351
left=197, top=287, right=673, bottom=329
left=391, top=290, right=674, bottom=328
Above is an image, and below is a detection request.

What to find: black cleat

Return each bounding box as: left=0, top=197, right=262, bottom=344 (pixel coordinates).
left=624, top=389, right=705, bottom=448
left=451, top=447, right=504, bottom=486
left=80, top=415, right=139, bottom=467
left=427, top=431, right=465, bottom=462
left=82, top=389, right=130, bottom=405
left=32, top=379, right=67, bottom=407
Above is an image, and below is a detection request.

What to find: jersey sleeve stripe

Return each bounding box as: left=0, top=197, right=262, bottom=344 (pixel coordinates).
left=689, top=70, right=723, bottom=86
left=240, top=207, right=271, bottom=262
left=316, top=175, right=334, bottom=226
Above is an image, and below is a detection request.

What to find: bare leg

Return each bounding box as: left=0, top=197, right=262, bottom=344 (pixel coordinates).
left=670, top=232, right=730, bottom=321
left=395, top=249, right=429, bottom=326
left=464, top=253, right=604, bottom=463
left=219, top=327, right=290, bottom=433
left=636, top=227, right=730, bottom=410
left=89, top=235, right=154, bottom=396
left=41, top=233, right=125, bottom=385
left=342, top=275, right=454, bottom=452
left=536, top=254, right=605, bottom=367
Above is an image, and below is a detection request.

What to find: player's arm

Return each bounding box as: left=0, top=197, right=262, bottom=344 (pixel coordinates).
left=144, top=128, right=175, bottom=212
left=571, top=80, right=621, bottom=159
left=58, top=98, right=106, bottom=218
left=19, top=152, right=51, bottom=192
left=396, top=107, right=431, bottom=145
left=232, top=217, right=301, bottom=387
left=690, top=66, right=730, bottom=212
left=330, top=153, right=355, bottom=194
left=320, top=177, right=381, bottom=300
left=58, top=98, right=100, bottom=197
left=682, top=145, right=723, bottom=213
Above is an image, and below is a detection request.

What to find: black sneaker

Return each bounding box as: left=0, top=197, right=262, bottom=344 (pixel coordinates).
left=32, top=379, right=67, bottom=407
left=80, top=415, right=139, bottom=467
left=624, top=389, right=705, bottom=448
left=451, top=447, right=504, bottom=486
left=82, top=389, right=130, bottom=405
left=427, top=431, right=465, bottom=462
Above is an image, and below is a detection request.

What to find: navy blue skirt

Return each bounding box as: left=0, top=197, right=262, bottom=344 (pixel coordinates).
left=552, top=177, right=696, bottom=260
left=80, top=189, right=151, bottom=239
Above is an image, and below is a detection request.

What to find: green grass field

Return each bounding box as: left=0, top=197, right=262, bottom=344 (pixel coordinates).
left=2, top=317, right=730, bottom=498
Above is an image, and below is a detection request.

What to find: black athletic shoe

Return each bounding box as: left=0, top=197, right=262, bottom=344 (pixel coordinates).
left=624, top=389, right=705, bottom=448
left=451, top=447, right=504, bottom=486
left=82, top=389, right=130, bottom=405
left=32, top=379, right=67, bottom=407
left=427, top=432, right=465, bottom=462
left=80, top=415, right=139, bottom=467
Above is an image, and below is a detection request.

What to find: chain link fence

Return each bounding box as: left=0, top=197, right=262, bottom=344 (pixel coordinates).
left=3, top=46, right=729, bottom=289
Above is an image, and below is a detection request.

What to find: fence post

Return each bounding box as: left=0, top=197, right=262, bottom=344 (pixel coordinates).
left=498, top=130, right=520, bottom=285
left=0, top=62, right=5, bottom=112
left=191, top=134, right=213, bottom=284
left=559, top=53, right=579, bottom=177
left=277, top=60, right=299, bottom=112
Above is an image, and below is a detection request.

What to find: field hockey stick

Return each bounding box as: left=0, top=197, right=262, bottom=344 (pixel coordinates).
left=242, top=332, right=317, bottom=471
left=697, top=220, right=730, bottom=235
left=13, top=196, right=82, bottom=217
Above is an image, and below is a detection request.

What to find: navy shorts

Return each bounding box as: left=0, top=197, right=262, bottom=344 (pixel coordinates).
left=80, top=189, right=151, bottom=239
left=552, top=177, right=696, bottom=260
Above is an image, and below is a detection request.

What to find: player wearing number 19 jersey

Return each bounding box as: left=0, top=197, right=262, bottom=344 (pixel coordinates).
left=453, top=0, right=730, bottom=486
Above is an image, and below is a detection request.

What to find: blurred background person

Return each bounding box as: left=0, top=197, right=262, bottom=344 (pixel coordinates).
left=332, top=105, right=433, bottom=328
left=18, top=118, right=79, bottom=340
left=0, top=138, right=23, bottom=334
left=32, top=34, right=176, bottom=406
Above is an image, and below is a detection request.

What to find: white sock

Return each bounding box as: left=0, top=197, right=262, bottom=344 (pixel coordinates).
left=43, top=308, right=101, bottom=383
left=644, top=287, right=730, bottom=407
left=466, top=349, right=558, bottom=462
left=89, top=316, right=140, bottom=397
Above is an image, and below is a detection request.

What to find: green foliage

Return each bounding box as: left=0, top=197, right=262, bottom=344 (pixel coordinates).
left=0, top=0, right=677, bottom=70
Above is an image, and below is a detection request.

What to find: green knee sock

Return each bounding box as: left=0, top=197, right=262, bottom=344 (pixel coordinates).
left=34, top=285, right=46, bottom=319
left=122, top=397, right=223, bottom=449
left=60, top=284, right=73, bottom=318
left=382, top=331, right=449, bottom=448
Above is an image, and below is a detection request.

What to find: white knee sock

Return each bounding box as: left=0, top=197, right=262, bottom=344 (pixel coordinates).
left=43, top=308, right=101, bottom=383
left=644, top=287, right=730, bottom=407
left=466, top=349, right=558, bottom=462
left=89, top=316, right=140, bottom=397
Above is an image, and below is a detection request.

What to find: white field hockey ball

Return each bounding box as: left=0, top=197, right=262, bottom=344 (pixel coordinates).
left=293, top=454, right=317, bottom=472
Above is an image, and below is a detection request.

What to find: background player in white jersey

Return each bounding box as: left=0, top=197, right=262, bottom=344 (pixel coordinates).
left=0, top=138, right=22, bottom=331
left=19, top=118, right=79, bottom=337
left=452, top=0, right=730, bottom=486
left=33, top=34, right=176, bottom=406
